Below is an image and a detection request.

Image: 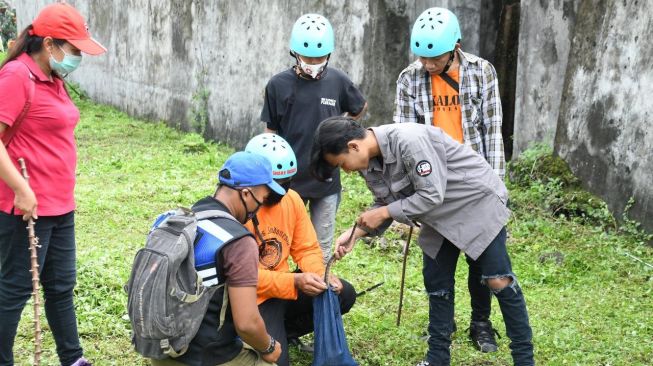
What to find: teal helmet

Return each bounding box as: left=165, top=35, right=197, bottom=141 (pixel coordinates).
left=289, top=13, right=334, bottom=57
left=410, top=8, right=461, bottom=57
left=245, top=133, right=297, bottom=180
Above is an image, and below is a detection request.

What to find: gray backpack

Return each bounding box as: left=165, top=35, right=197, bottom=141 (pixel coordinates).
left=126, top=208, right=237, bottom=359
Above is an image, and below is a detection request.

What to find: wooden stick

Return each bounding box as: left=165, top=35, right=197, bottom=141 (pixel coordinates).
left=397, top=225, right=414, bottom=327
left=18, top=158, right=42, bottom=366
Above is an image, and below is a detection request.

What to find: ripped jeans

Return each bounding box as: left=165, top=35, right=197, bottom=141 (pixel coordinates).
left=422, top=228, right=534, bottom=366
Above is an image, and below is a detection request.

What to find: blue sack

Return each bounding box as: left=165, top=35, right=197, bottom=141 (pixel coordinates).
left=312, top=287, right=358, bottom=366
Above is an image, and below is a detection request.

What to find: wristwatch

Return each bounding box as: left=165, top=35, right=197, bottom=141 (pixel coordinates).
left=259, top=335, right=276, bottom=355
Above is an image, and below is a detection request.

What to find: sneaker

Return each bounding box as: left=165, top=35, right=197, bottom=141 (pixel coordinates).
left=415, top=361, right=431, bottom=366
left=469, top=320, right=500, bottom=353
left=70, top=357, right=92, bottom=366
left=288, top=337, right=314, bottom=353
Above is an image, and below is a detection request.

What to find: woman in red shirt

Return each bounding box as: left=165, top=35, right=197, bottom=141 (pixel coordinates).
left=0, top=4, right=105, bottom=366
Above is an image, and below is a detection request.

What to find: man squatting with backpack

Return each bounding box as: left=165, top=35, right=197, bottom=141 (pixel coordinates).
left=310, top=117, right=534, bottom=366
left=244, top=134, right=357, bottom=366
left=149, top=152, right=284, bottom=366
left=394, top=8, right=508, bottom=352
left=261, top=13, right=367, bottom=263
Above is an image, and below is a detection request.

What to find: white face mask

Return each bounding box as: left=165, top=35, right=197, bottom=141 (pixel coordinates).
left=299, top=58, right=327, bottom=79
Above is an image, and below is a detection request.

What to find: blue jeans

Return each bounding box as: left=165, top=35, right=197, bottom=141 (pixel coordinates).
left=422, top=228, right=534, bottom=366
left=303, top=193, right=340, bottom=262
left=0, top=211, right=83, bottom=366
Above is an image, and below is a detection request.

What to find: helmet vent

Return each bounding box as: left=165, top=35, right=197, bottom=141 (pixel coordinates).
left=415, top=42, right=420, bottom=47
left=317, top=43, right=322, bottom=48
left=301, top=22, right=306, bottom=25
left=273, top=147, right=277, bottom=151
left=304, top=42, right=309, bottom=47
left=263, top=144, right=268, bottom=147
left=429, top=18, right=433, bottom=21
left=437, top=12, right=441, bottom=15
left=290, top=161, right=295, bottom=167
left=277, top=164, right=283, bottom=169
left=421, top=24, right=425, bottom=29
left=428, top=44, right=433, bottom=49
left=431, top=25, right=434, bottom=30
left=438, top=20, right=443, bottom=24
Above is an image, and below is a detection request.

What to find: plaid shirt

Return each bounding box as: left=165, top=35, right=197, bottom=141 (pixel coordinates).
left=393, top=50, right=505, bottom=179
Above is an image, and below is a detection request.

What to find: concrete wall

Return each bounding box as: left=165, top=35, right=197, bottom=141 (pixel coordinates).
left=555, top=0, right=653, bottom=233
left=513, top=0, right=579, bottom=156
left=17, top=0, right=485, bottom=149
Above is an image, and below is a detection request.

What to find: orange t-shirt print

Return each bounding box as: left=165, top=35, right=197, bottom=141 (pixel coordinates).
left=431, top=70, right=463, bottom=143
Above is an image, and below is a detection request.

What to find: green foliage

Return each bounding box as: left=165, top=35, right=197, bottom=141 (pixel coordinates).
left=508, top=144, right=616, bottom=229
left=508, top=144, right=579, bottom=188
left=189, top=69, right=211, bottom=135
left=0, top=2, right=16, bottom=49
left=11, top=101, right=653, bottom=365
left=620, top=197, right=653, bottom=244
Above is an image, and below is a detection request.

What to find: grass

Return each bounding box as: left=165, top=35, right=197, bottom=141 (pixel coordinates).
left=6, top=86, right=653, bottom=365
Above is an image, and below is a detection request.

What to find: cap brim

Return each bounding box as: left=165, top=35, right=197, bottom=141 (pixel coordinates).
left=68, top=38, right=107, bottom=55
left=267, top=180, right=286, bottom=196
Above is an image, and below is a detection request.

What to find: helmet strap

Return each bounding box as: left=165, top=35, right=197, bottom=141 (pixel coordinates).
left=251, top=215, right=267, bottom=245
left=441, top=50, right=456, bottom=73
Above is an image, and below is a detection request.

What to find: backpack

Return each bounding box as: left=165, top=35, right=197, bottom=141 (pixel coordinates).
left=125, top=208, right=239, bottom=359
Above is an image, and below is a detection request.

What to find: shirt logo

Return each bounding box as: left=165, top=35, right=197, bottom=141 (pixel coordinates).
left=416, top=160, right=432, bottom=177
left=321, top=98, right=336, bottom=107
left=258, top=237, right=283, bottom=269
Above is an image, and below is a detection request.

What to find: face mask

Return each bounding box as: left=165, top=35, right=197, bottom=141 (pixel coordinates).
left=239, top=189, right=263, bottom=223
left=49, top=45, right=82, bottom=76
left=264, top=180, right=292, bottom=207
left=299, top=58, right=327, bottom=79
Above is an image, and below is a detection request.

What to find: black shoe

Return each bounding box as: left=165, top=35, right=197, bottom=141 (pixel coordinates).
left=469, top=320, right=500, bottom=353
left=288, top=337, right=314, bottom=353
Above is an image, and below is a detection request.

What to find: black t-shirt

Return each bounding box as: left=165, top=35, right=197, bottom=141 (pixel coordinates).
left=260, top=67, right=366, bottom=198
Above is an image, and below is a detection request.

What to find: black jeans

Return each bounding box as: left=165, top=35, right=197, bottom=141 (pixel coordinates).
left=258, top=278, right=356, bottom=366
left=423, top=228, right=534, bottom=366
left=0, top=211, right=83, bottom=366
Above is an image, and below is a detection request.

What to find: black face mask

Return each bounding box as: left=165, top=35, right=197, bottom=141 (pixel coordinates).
left=264, top=180, right=292, bottom=207
left=239, top=189, right=263, bottom=223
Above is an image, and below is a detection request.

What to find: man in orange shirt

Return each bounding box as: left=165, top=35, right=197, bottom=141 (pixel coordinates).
left=244, top=133, right=356, bottom=366
left=394, top=7, right=508, bottom=358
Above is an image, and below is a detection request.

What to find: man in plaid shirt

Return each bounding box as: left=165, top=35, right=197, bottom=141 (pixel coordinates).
left=394, top=7, right=509, bottom=360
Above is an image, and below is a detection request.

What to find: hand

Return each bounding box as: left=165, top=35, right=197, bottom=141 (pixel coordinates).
left=334, top=228, right=358, bottom=260
left=14, top=185, right=37, bottom=221
left=356, top=206, right=390, bottom=231
left=328, top=274, right=343, bottom=295
left=261, top=338, right=282, bottom=363
left=294, top=272, right=327, bottom=296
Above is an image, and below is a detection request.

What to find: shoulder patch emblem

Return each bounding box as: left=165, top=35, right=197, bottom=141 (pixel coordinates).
left=416, top=160, right=432, bottom=177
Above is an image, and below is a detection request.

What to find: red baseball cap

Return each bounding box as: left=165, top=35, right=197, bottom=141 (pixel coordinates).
left=30, top=3, right=106, bottom=55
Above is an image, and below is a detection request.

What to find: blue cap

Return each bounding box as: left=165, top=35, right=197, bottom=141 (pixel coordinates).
left=218, top=151, right=286, bottom=196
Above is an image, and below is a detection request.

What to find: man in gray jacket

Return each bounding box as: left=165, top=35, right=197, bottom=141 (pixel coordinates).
left=309, top=116, right=534, bottom=366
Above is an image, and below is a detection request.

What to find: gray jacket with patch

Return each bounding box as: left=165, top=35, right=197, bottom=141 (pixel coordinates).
left=361, top=123, right=510, bottom=260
